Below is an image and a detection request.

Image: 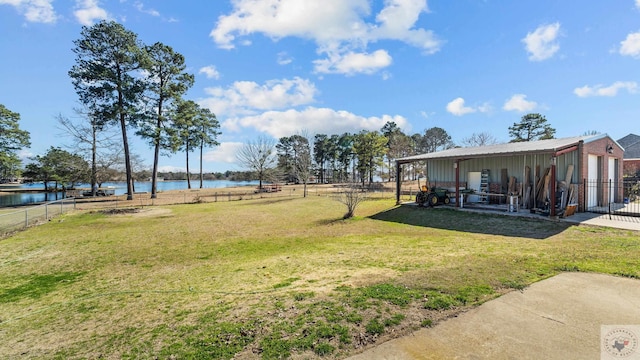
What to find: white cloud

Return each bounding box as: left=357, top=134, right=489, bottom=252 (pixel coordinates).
left=573, top=81, right=638, bottom=97
left=620, top=31, right=640, bottom=58
left=74, top=0, right=109, bottom=26
left=222, top=107, right=409, bottom=139
left=313, top=49, right=392, bottom=75
left=199, top=77, right=318, bottom=117
left=210, top=0, right=441, bottom=75
left=0, top=0, right=57, bottom=23
left=277, top=51, right=293, bottom=65
left=446, top=97, right=476, bottom=116
left=522, top=22, right=561, bottom=61
left=637, top=0, right=640, bottom=9
left=446, top=97, right=491, bottom=116
left=503, top=94, right=538, bottom=112
left=134, top=1, right=160, bottom=17
left=158, top=165, right=186, bottom=173
left=199, top=65, right=221, bottom=80
left=420, top=110, right=434, bottom=119
left=203, top=142, right=244, bottom=163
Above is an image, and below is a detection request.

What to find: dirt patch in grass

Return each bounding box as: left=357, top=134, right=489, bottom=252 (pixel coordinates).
left=98, top=208, right=172, bottom=218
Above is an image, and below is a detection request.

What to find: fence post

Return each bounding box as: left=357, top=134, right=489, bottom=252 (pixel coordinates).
left=45, top=204, right=49, bottom=220
left=25, top=209, right=28, bottom=228
left=215, top=192, right=218, bottom=202
left=608, top=179, right=612, bottom=220
left=583, top=179, right=586, bottom=213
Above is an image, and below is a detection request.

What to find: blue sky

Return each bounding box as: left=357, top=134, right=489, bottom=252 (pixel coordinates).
left=1, top=0, right=639, bottom=173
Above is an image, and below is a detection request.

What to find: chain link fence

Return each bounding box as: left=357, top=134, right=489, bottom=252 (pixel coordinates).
left=0, top=198, right=76, bottom=237
left=0, top=184, right=398, bottom=237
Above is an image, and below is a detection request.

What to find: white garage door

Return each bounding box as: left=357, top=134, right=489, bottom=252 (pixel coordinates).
left=587, top=155, right=599, bottom=208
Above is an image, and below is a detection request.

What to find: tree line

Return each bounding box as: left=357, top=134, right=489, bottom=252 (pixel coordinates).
left=67, top=20, right=220, bottom=199
left=238, top=113, right=556, bottom=192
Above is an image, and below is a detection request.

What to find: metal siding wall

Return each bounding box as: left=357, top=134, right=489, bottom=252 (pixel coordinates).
left=422, top=150, right=580, bottom=187
left=426, top=160, right=456, bottom=183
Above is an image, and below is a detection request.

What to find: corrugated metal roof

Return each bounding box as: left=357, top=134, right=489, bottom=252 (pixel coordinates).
left=397, top=135, right=599, bottom=163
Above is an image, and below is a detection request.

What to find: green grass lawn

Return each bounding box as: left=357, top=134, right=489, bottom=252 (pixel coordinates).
left=1, top=196, right=639, bottom=359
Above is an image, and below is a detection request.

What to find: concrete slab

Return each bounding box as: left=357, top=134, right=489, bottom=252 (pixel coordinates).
left=561, top=212, right=640, bottom=232
left=347, top=273, right=640, bottom=360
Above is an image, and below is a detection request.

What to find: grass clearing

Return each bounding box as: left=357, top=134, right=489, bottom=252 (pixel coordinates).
left=0, top=195, right=639, bottom=358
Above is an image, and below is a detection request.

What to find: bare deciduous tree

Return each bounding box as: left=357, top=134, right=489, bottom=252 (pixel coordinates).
left=236, top=136, right=277, bottom=191
left=461, top=132, right=499, bottom=147
left=57, top=108, right=121, bottom=195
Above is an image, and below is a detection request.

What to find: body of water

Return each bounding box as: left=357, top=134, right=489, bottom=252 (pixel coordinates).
left=0, top=180, right=259, bottom=207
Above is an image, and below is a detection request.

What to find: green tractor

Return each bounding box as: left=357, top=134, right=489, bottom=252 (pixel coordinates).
left=416, top=180, right=451, bottom=207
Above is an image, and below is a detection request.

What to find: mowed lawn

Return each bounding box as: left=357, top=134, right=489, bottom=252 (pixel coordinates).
left=1, top=196, right=639, bottom=359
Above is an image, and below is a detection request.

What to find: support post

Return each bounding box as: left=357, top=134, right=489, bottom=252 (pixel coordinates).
left=550, top=156, right=557, bottom=217
left=455, top=160, right=460, bottom=208
left=395, top=161, right=402, bottom=204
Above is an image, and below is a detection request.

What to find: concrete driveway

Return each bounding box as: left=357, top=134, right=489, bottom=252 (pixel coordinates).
left=347, top=273, right=640, bottom=360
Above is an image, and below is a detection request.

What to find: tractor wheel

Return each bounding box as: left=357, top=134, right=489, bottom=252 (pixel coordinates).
left=443, top=195, right=450, bottom=205
left=428, top=193, right=438, bottom=207
left=416, top=192, right=427, bottom=206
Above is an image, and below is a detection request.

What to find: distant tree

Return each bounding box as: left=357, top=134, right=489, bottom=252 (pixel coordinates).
left=171, top=100, right=200, bottom=189
left=276, top=136, right=296, bottom=183
left=293, top=133, right=313, bottom=197
left=277, top=134, right=310, bottom=186
left=57, top=108, right=121, bottom=196
left=0, top=104, right=31, bottom=155
left=24, top=147, right=89, bottom=191
left=336, top=133, right=355, bottom=182
left=69, top=20, right=147, bottom=200
left=236, top=137, right=277, bottom=191
left=313, top=134, right=329, bottom=184
left=138, top=42, right=194, bottom=198
left=381, top=121, right=404, bottom=182
left=583, top=130, right=600, bottom=136
left=0, top=104, right=30, bottom=179
left=0, top=153, right=22, bottom=180
left=461, top=132, right=499, bottom=147
left=410, top=133, right=423, bottom=154
left=508, top=113, right=556, bottom=142
left=193, top=106, right=220, bottom=189
left=353, top=130, right=387, bottom=186
left=421, top=127, right=454, bottom=153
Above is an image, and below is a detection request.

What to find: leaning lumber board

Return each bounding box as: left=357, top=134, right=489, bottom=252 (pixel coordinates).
left=565, top=164, right=574, bottom=184
left=501, top=169, right=508, bottom=194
